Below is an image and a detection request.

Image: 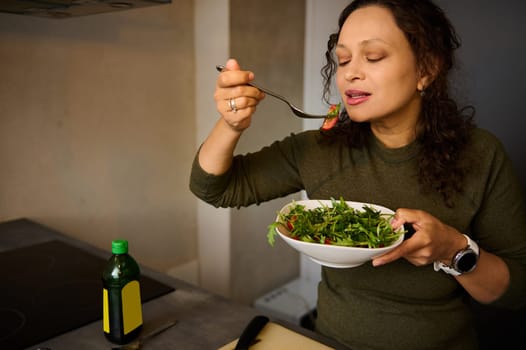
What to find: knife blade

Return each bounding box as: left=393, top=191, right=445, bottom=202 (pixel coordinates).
left=234, top=315, right=269, bottom=350
left=111, top=319, right=177, bottom=350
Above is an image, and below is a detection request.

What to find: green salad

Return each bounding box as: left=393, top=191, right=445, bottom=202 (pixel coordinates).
left=267, top=198, right=403, bottom=248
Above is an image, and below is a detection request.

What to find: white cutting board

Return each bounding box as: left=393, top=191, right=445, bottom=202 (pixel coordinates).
left=218, top=322, right=334, bottom=350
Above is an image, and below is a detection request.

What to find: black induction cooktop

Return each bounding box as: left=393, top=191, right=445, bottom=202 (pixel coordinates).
left=0, top=240, right=174, bottom=350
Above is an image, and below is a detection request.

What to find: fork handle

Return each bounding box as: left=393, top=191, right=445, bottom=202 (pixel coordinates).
left=215, top=65, right=292, bottom=105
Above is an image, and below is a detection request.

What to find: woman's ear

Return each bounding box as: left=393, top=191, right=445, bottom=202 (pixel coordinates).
left=417, top=56, right=441, bottom=92
left=417, top=76, right=430, bottom=92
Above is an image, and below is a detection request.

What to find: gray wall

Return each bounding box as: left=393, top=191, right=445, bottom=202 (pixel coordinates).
left=0, top=2, right=197, bottom=274
left=439, top=0, right=526, bottom=197
left=229, top=0, right=305, bottom=304
left=0, top=0, right=305, bottom=304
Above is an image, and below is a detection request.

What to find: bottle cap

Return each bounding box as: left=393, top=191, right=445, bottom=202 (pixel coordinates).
left=111, top=239, right=128, bottom=254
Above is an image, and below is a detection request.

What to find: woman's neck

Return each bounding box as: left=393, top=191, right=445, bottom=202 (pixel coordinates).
left=371, top=124, right=417, bottom=148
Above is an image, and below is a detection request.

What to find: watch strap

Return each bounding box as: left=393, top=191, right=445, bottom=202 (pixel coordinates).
left=433, top=260, right=462, bottom=276
left=433, top=234, right=479, bottom=276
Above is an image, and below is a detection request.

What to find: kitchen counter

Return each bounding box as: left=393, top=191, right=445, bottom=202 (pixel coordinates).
left=0, top=218, right=348, bottom=350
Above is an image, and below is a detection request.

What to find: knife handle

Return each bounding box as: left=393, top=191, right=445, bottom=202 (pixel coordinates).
left=234, top=315, right=269, bottom=350
left=403, top=223, right=416, bottom=240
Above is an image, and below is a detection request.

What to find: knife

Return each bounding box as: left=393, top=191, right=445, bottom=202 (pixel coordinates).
left=403, top=223, right=416, bottom=240
left=111, top=319, right=177, bottom=350
left=234, top=315, right=269, bottom=350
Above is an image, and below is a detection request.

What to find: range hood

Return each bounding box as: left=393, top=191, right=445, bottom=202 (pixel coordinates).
left=0, top=0, right=171, bottom=18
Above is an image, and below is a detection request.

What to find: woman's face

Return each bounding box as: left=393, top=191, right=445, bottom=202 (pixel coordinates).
left=335, top=5, right=426, bottom=131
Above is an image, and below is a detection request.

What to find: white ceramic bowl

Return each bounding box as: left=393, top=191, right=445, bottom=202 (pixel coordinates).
left=274, top=199, right=404, bottom=268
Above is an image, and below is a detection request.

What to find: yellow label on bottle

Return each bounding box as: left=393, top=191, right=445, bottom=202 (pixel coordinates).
left=103, top=288, right=110, bottom=333
left=122, top=280, right=143, bottom=334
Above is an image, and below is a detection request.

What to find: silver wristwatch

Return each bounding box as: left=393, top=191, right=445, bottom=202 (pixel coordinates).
left=434, top=234, right=479, bottom=276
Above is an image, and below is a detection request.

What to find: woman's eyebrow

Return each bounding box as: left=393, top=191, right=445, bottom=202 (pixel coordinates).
left=336, top=37, right=392, bottom=50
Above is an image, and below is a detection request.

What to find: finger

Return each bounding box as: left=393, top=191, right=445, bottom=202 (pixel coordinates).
left=223, top=106, right=258, bottom=132
left=217, top=87, right=264, bottom=110
left=391, top=209, right=423, bottom=242
left=232, top=96, right=262, bottom=109
left=391, top=208, right=425, bottom=230
left=217, top=65, right=254, bottom=89
left=227, top=97, right=239, bottom=113
left=225, top=58, right=240, bottom=71
left=225, top=86, right=265, bottom=100
left=217, top=95, right=250, bottom=116
left=217, top=72, right=251, bottom=89
left=372, top=239, right=414, bottom=266
left=217, top=59, right=254, bottom=87
left=222, top=96, right=261, bottom=113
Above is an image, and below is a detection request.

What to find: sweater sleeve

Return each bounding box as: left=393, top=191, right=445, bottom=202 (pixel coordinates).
left=469, top=130, right=526, bottom=309
left=189, top=133, right=307, bottom=208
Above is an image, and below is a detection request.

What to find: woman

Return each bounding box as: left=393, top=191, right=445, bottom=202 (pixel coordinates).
left=190, top=0, right=526, bottom=348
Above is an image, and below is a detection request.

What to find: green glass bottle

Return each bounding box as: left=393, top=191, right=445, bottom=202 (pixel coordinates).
left=102, top=239, right=143, bottom=344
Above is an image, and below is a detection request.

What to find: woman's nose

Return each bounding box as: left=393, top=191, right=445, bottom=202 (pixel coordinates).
left=344, top=61, right=365, bottom=81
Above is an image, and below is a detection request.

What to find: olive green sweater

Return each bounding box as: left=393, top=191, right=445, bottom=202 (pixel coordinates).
left=190, top=128, right=526, bottom=350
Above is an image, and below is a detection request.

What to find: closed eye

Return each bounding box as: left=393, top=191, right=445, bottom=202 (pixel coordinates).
left=366, top=56, right=384, bottom=63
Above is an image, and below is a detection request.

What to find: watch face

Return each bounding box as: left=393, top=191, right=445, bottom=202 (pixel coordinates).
left=456, top=250, right=478, bottom=273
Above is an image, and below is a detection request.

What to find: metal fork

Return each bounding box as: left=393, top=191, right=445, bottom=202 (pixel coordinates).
left=216, top=65, right=327, bottom=119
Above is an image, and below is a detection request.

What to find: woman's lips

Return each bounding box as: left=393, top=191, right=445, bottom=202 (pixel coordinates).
left=345, top=89, right=371, bottom=106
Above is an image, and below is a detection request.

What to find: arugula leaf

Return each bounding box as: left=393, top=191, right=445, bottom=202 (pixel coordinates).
left=267, top=197, right=403, bottom=248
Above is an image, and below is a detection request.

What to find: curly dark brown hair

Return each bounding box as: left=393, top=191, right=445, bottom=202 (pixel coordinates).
left=321, top=0, right=475, bottom=207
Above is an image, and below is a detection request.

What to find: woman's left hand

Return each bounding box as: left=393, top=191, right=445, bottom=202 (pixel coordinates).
left=372, top=208, right=510, bottom=304
left=372, top=208, right=467, bottom=267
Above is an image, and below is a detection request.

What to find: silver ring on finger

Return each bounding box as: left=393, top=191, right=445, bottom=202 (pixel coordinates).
left=229, top=98, right=238, bottom=113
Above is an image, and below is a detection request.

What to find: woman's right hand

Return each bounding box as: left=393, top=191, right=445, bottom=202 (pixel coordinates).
left=197, top=59, right=265, bottom=175
left=214, top=58, right=265, bottom=132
